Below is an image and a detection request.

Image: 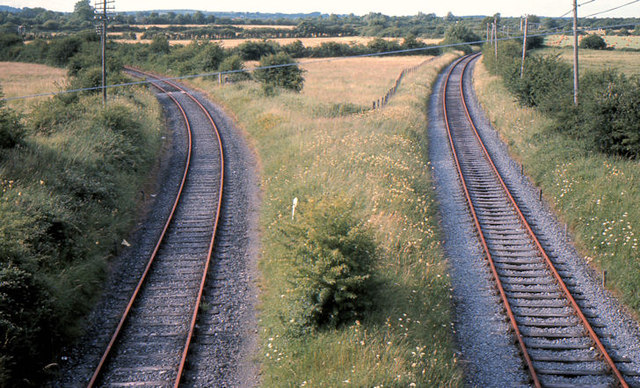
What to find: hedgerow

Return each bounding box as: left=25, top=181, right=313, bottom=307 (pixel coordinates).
left=482, top=42, right=640, bottom=159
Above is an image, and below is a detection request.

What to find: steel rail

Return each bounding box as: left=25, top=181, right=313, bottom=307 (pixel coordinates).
left=455, top=55, right=628, bottom=387
left=157, top=73, right=225, bottom=388
left=441, top=53, right=542, bottom=388
left=87, top=68, right=224, bottom=387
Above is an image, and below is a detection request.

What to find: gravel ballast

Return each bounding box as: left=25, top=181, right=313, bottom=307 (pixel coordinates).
left=428, top=56, right=640, bottom=386
left=48, top=82, right=260, bottom=387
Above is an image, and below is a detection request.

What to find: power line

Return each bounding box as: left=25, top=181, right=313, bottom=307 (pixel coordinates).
left=559, top=0, right=601, bottom=18
left=2, top=20, right=640, bottom=103
left=583, top=0, right=640, bottom=18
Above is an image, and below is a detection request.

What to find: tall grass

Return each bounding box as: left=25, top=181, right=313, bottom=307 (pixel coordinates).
left=474, top=58, right=640, bottom=318
left=189, top=53, right=462, bottom=386
left=0, top=64, right=163, bottom=385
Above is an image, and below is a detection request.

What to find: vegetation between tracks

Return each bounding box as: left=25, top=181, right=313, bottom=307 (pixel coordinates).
left=189, top=53, right=462, bottom=386
left=0, top=65, right=163, bottom=385
left=473, top=58, right=640, bottom=320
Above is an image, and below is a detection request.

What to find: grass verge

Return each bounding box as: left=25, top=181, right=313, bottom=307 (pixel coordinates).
left=189, top=53, right=462, bottom=386
left=0, top=64, right=164, bottom=384
left=473, top=57, right=640, bottom=318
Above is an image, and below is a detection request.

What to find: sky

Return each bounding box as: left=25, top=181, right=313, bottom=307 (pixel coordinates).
left=2, top=0, right=640, bottom=18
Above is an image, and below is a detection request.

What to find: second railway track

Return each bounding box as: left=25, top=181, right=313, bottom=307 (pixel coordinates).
left=87, top=68, right=224, bottom=387
left=442, top=54, right=639, bottom=387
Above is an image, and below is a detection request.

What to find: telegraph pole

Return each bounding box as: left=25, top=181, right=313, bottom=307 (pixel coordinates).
left=572, top=0, right=579, bottom=105
left=521, top=15, right=529, bottom=78
left=94, top=0, right=114, bottom=106
left=494, top=15, right=498, bottom=58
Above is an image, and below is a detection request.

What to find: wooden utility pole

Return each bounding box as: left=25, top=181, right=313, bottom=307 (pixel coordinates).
left=493, top=15, right=498, bottom=58
left=101, top=1, right=106, bottom=106
left=487, top=23, right=490, bottom=43
left=94, top=0, right=114, bottom=106
left=521, top=15, right=529, bottom=78
left=573, top=0, right=579, bottom=105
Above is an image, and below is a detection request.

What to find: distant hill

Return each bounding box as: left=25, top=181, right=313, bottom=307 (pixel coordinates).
left=0, top=5, right=22, bottom=13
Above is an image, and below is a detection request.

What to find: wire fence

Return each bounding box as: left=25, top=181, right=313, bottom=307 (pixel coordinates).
left=372, top=57, right=437, bottom=110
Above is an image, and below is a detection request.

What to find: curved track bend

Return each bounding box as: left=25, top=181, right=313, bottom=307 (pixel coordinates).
left=87, top=68, right=224, bottom=387
left=443, top=54, right=635, bottom=387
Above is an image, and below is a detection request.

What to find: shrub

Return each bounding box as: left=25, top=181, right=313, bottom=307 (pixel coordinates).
left=579, top=72, right=640, bottom=158
left=253, top=52, right=305, bottom=95
left=282, top=198, right=377, bottom=332
left=236, top=40, right=278, bottom=61
left=0, top=92, right=24, bottom=149
left=197, top=42, right=225, bottom=72
left=580, top=34, right=607, bottom=50
left=218, top=54, right=250, bottom=82
left=47, top=35, right=83, bottom=67
left=150, top=34, right=170, bottom=54
left=502, top=54, right=573, bottom=115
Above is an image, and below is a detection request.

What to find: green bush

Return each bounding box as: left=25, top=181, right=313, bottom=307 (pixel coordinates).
left=580, top=34, right=607, bottom=50
left=504, top=54, right=573, bottom=114
left=30, top=97, right=79, bottom=135
left=218, top=54, right=250, bottom=82
left=282, top=198, right=377, bottom=332
left=579, top=71, right=640, bottom=158
left=0, top=91, right=162, bottom=385
left=253, top=52, right=305, bottom=95
left=484, top=35, right=640, bottom=160
left=0, top=94, right=24, bottom=149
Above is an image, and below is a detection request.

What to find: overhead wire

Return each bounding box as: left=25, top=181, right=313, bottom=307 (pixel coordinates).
left=2, top=19, right=640, bottom=103
left=583, top=0, right=640, bottom=17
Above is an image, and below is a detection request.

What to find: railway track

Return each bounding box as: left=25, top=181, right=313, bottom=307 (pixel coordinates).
left=87, top=68, right=224, bottom=387
left=443, top=54, right=637, bottom=387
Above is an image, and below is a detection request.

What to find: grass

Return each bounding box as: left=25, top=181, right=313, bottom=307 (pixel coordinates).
left=546, top=34, right=640, bottom=50
left=0, top=63, right=164, bottom=384
left=473, top=57, right=640, bottom=319
left=187, top=52, right=462, bottom=386
left=0, top=61, right=66, bottom=111
left=534, top=46, right=640, bottom=75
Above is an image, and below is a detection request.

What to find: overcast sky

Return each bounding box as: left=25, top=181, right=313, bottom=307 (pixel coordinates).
left=2, top=0, right=640, bottom=18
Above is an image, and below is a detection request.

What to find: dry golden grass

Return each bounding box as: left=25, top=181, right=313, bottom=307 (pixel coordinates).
left=300, top=56, right=435, bottom=105
left=113, top=36, right=443, bottom=48
left=122, top=24, right=295, bottom=30
left=546, top=34, right=640, bottom=49
left=535, top=47, right=640, bottom=75
left=0, top=62, right=66, bottom=110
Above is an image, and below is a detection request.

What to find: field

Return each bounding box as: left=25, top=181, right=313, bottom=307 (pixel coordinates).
left=112, top=35, right=443, bottom=48
left=533, top=46, right=640, bottom=75
left=300, top=56, right=436, bottom=105
left=0, top=62, right=66, bottom=111
left=188, top=52, right=462, bottom=386
left=473, top=58, right=640, bottom=319
left=545, top=34, right=640, bottom=49
left=121, top=24, right=296, bottom=30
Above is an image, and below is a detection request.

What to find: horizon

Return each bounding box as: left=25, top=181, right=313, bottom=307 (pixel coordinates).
left=2, top=0, right=640, bottom=18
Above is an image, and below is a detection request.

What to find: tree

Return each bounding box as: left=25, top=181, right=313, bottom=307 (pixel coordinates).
left=197, top=42, right=224, bottom=71
left=443, top=24, right=480, bottom=44
left=72, top=0, right=93, bottom=23
left=580, top=34, right=607, bottom=50
left=150, top=34, right=170, bottom=54
left=253, top=52, right=305, bottom=95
